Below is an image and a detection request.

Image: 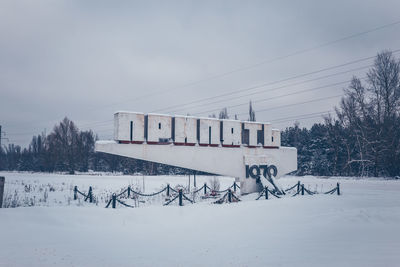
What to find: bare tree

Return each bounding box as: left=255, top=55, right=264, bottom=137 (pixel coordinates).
left=209, top=176, right=220, bottom=191
left=47, top=117, right=80, bottom=174
left=335, top=50, right=400, bottom=176
left=218, top=107, right=229, bottom=119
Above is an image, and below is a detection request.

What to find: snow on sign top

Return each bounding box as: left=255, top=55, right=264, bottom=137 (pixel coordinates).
left=113, top=111, right=281, bottom=148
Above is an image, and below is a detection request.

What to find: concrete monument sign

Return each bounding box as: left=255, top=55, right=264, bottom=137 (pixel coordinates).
left=95, top=112, right=297, bottom=194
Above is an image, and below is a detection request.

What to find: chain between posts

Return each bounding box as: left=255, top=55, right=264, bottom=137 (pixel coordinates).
left=214, top=189, right=241, bottom=204
left=169, top=186, right=179, bottom=194
left=285, top=181, right=300, bottom=192
left=192, top=184, right=206, bottom=194
left=289, top=183, right=341, bottom=196
left=116, top=188, right=129, bottom=198
left=256, top=186, right=281, bottom=200
left=206, top=182, right=239, bottom=194
left=100, top=181, right=341, bottom=208
left=267, top=188, right=281, bottom=198
left=163, top=189, right=194, bottom=206
left=324, top=183, right=340, bottom=195
left=163, top=195, right=179, bottom=206
left=105, top=198, right=112, bottom=208
left=130, top=187, right=167, bottom=197
left=249, top=182, right=342, bottom=198
left=116, top=199, right=136, bottom=208
left=182, top=192, right=194, bottom=204
left=74, top=186, right=94, bottom=203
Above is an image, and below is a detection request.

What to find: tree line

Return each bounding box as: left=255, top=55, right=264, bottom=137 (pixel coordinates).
left=0, top=117, right=196, bottom=175
left=0, top=51, right=399, bottom=177
left=282, top=51, right=400, bottom=177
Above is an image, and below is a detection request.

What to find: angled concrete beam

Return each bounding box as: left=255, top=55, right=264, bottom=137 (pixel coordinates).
left=95, top=141, right=297, bottom=194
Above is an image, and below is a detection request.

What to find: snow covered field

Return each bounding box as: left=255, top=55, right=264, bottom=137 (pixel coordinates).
left=0, top=172, right=237, bottom=208
left=0, top=172, right=399, bottom=267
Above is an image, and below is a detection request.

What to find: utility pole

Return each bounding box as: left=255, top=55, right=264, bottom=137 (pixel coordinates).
left=0, top=125, right=9, bottom=150
left=0, top=176, right=4, bottom=208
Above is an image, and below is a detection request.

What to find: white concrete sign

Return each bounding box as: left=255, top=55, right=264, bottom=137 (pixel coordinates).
left=96, top=112, right=297, bottom=194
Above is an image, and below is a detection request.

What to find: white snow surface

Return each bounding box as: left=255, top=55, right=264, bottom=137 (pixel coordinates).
left=0, top=172, right=399, bottom=267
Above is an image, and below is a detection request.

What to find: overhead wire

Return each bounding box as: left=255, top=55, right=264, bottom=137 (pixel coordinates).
left=6, top=19, right=400, bottom=144
left=236, top=94, right=343, bottom=116
left=81, top=74, right=367, bottom=132
left=63, top=54, right=381, bottom=130
left=191, top=79, right=358, bottom=116
left=74, top=50, right=393, bottom=129
left=95, top=19, right=400, bottom=111
left=270, top=110, right=334, bottom=123
left=158, top=47, right=400, bottom=115
left=162, top=63, right=373, bottom=114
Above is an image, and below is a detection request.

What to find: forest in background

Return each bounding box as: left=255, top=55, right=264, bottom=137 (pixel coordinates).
left=1, top=51, right=399, bottom=177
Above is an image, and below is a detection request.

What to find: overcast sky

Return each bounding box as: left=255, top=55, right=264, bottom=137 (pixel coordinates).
left=1, top=0, right=400, bottom=147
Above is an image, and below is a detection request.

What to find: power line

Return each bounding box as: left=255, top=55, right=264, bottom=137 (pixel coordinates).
left=237, top=94, right=343, bottom=116
left=155, top=48, right=400, bottom=114
left=152, top=57, right=371, bottom=114
left=192, top=78, right=358, bottom=116
left=90, top=19, right=400, bottom=111
left=64, top=49, right=395, bottom=128
left=78, top=119, right=114, bottom=129
left=92, top=109, right=336, bottom=134
left=86, top=95, right=343, bottom=133
left=6, top=131, right=41, bottom=136
left=93, top=129, right=114, bottom=134
left=71, top=47, right=400, bottom=128
left=2, top=72, right=367, bottom=141
left=270, top=110, right=334, bottom=123
left=86, top=77, right=363, bottom=132
left=73, top=60, right=374, bottom=129
left=8, top=31, right=400, bottom=144
left=11, top=39, right=400, bottom=137
left=5, top=19, right=400, bottom=143
left=274, top=114, right=333, bottom=126
left=61, top=72, right=351, bottom=129
left=162, top=63, right=373, bottom=114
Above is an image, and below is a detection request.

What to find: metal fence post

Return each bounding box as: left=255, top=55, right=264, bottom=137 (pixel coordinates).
left=337, top=183, right=340, bottom=195
left=233, top=182, right=237, bottom=192
left=301, top=184, right=305, bottom=195
left=0, top=177, right=4, bottom=208
left=112, top=194, right=116, bottom=209
left=128, top=186, right=131, bottom=198
left=265, top=186, right=268, bottom=200
left=204, top=183, right=207, bottom=195
left=228, top=189, right=232, bottom=202
left=74, top=186, right=78, bottom=200
left=297, top=181, right=300, bottom=193
left=167, top=184, right=170, bottom=197
left=89, top=186, right=93, bottom=203
left=179, top=189, right=183, bottom=206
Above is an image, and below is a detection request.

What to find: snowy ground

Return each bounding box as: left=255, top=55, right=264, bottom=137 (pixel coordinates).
left=0, top=172, right=399, bottom=267
left=0, top=172, right=237, bottom=208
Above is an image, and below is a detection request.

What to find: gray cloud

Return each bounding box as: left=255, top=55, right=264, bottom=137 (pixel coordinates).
left=1, top=0, right=400, bottom=146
